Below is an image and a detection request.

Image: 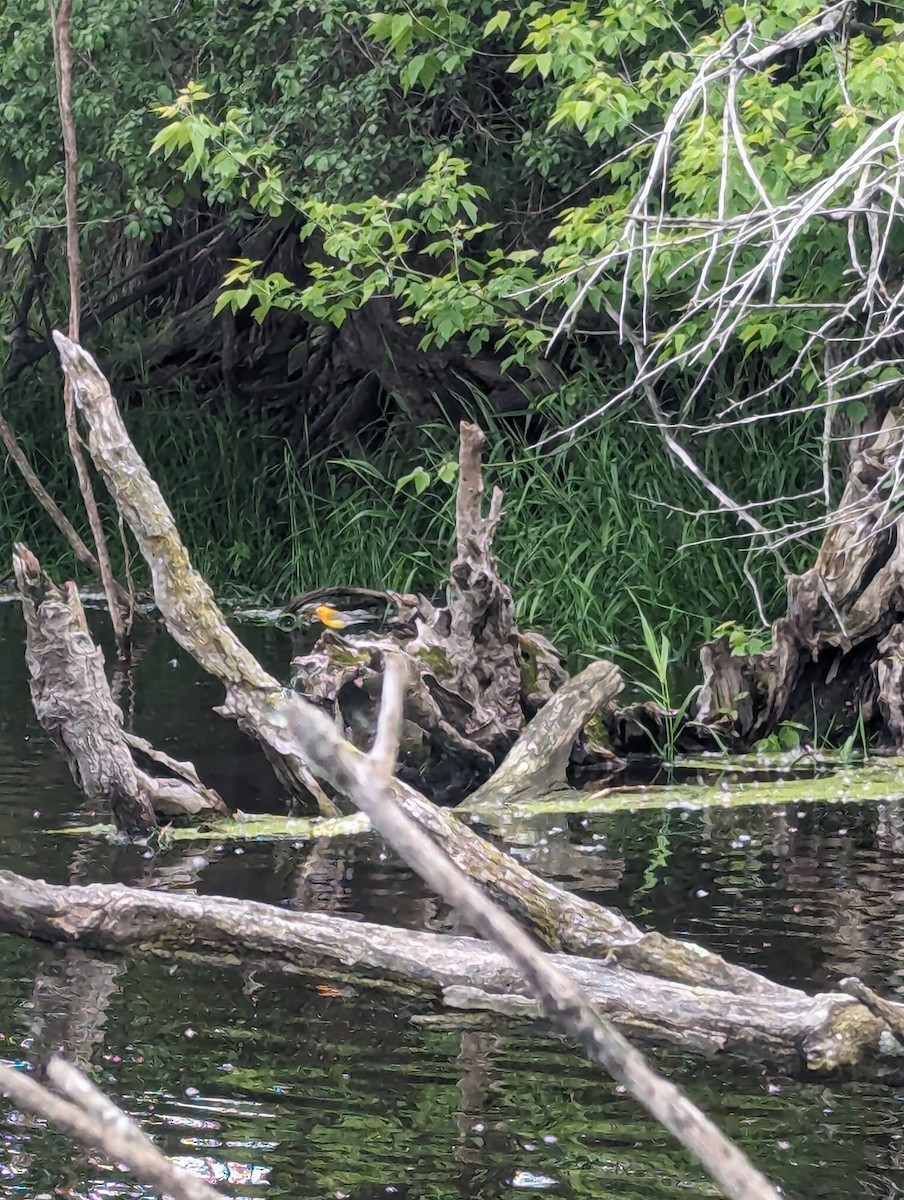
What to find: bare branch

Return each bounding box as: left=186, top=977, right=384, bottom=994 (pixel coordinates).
left=370, top=652, right=407, bottom=781
left=49, top=0, right=130, bottom=655
left=0, top=1058, right=223, bottom=1200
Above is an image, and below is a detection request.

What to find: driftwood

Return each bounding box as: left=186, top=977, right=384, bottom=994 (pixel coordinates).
left=13, top=543, right=224, bottom=831
left=697, top=407, right=904, bottom=749
left=48, top=333, right=792, bottom=1200
left=0, top=869, right=891, bottom=1078
left=0, top=1057, right=222, bottom=1200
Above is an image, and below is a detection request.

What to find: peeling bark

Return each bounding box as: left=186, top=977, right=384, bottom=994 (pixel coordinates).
left=13, top=543, right=224, bottom=830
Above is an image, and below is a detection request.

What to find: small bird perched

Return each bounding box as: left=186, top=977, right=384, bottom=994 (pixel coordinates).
left=314, top=603, right=385, bottom=631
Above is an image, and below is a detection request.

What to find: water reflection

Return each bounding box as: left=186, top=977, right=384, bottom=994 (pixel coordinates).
left=2, top=603, right=904, bottom=1196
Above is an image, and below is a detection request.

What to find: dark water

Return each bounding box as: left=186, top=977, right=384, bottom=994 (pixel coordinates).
left=2, top=607, right=904, bottom=1198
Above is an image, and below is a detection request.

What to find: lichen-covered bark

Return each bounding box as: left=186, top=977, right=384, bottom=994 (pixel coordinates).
left=0, top=871, right=891, bottom=1077
left=467, top=661, right=624, bottom=807
left=13, top=544, right=224, bottom=830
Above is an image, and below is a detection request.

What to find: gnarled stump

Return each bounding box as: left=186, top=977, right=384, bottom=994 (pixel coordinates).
left=697, top=407, right=904, bottom=749
left=13, top=544, right=224, bottom=832
left=285, top=422, right=573, bottom=798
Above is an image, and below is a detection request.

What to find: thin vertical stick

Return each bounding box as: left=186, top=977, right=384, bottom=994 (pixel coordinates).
left=50, top=0, right=131, bottom=656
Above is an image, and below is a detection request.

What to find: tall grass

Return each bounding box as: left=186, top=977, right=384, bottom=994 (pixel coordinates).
left=0, top=365, right=823, bottom=660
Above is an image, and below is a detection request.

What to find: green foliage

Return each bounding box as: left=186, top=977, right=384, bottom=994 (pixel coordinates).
left=134, top=0, right=904, bottom=383
left=607, top=604, right=701, bottom=761
left=4, top=0, right=904, bottom=671
left=712, top=621, right=771, bottom=658
left=5, top=0, right=904, bottom=380
left=752, top=721, right=808, bottom=755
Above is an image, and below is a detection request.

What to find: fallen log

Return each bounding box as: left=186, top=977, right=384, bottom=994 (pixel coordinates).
left=13, top=543, right=224, bottom=831
left=0, top=869, right=891, bottom=1077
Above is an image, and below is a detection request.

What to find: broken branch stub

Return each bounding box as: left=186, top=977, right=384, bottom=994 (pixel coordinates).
left=467, top=660, right=624, bottom=807
left=401, top=422, right=527, bottom=763
left=14, top=543, right=155, bottom=833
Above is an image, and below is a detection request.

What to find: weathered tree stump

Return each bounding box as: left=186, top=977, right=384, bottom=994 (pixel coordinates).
left=285, top=424, right=588, bottom=799
left=13, top=544, right=224, bottom=832
left=697, top=408, right=904, bottom=749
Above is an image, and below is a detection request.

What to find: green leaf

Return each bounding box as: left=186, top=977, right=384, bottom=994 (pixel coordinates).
left=396, top=466, right=431, bottom=494
left=535, top=51, right=553, bottom=78
left=846, top=399, right=869, bottom=424
left=287, top=341, right=310, bottom=374
left=483, top=10, right=511, bottom=35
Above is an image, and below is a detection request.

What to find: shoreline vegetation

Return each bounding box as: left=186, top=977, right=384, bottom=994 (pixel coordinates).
left=0, top=377, right=819, bottom=663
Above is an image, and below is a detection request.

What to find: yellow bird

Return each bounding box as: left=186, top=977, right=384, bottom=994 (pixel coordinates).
left=314, top=603, right=385, bottom=631
left=315, top=603, right=349, bottom=630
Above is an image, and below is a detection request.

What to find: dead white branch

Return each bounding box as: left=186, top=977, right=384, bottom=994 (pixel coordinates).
left=0, top=1057, right=223, bottom=1200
